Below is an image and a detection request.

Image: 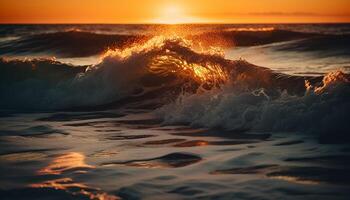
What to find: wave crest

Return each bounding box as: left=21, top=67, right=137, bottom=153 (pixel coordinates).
left=0, top=36, right=232, bottom=109
left=305, top=71, right=349, bottom=93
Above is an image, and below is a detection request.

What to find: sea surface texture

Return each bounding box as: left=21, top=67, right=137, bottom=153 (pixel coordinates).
left=0, top=24, right=350, bottom=200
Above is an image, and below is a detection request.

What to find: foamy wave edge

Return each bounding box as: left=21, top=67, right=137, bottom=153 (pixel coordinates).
left=156, top=70, right=350, bottom=141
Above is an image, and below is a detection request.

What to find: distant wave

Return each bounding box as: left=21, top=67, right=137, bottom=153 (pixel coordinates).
left=0, top=31, right=148, bottom=57
left=189, top=29, right=319, bottom=47
left=1, top=36, right=349, bottom=143
left=271, top=35, right=350, bottom=56
left=0, top=58, right=86, bottom=83
left=0, top=29, right=327, bottom=58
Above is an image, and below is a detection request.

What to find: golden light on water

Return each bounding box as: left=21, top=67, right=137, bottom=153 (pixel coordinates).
left=224, top=27, right=275, bottom=32
left=31, top=152, right=119, bottom=200
left=150, top=57, right=228, bottom=84
left=37, top=152, right=94, bottom=175
left=31, top=178, right=90, bottom=190
left=305, top=71, right=349, bottom=93
left=98, top=35, right=229, bottom=86
left=30, top=178, right=119, bottom=200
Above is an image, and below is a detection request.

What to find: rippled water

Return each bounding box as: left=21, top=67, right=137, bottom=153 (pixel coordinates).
left=1, top=109, right=350, bottom=199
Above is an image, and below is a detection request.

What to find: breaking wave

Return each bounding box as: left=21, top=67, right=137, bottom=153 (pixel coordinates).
left=156, top=71, right=350, bottom=140
left=0, top=35, right=350, bottom=142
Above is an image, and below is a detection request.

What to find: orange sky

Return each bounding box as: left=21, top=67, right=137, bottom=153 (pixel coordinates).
left=1, top=0, right=350, bottom=24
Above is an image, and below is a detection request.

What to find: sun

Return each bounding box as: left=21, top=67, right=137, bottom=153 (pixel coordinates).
left=152, top=4, right=195, bottom=24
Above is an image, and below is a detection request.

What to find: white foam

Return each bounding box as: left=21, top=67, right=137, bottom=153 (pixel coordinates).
left=156, top=74, right=350, bottom=134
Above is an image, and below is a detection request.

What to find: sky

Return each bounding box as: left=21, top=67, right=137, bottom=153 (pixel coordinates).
left=0, top=0, right=350, bottom=24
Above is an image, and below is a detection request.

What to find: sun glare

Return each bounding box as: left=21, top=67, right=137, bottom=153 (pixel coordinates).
left=152, top=4, right=196, bottom=24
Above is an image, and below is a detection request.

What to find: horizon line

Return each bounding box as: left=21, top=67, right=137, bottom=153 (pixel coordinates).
left=1, top=22, right=350, bottom=25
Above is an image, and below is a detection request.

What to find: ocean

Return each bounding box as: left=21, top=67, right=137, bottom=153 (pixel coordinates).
left=0, top=24, right=350, bottom=200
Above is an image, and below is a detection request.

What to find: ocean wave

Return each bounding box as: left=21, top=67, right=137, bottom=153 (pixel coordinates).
left=0, top=35, right=229, bottom=110
left=0, top=56, right=139, bottom=110
left=1, top=36, right=349, bottom=140
left=189, top=29, right=319, bottom=48
left=156, top=70, right=350, bottom=142
left=0, top=29, right=326, bottom=58
left=271, top=35, right=350, bottom=56
left=0, top=31, right=148, bottom=57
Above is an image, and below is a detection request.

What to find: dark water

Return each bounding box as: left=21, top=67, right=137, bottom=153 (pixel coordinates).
left=0, top=24, right=350, bottom=200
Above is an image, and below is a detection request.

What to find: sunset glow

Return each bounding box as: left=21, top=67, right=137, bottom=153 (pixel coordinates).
left=152, top=4, right=195, bottom=24
left=1, top=0, right=350, bottom=198
left=1, top=0, right=350, bottom=24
